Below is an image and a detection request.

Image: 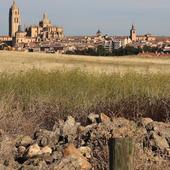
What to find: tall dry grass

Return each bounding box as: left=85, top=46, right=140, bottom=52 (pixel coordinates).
left=0, top=69, right=169, bottom=135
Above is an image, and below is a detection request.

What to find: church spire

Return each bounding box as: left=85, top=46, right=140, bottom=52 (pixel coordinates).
left=11, top=0, right=17, bottom=9
left=43, top=12, right=48, bottom=21
left=132, top=24, right=135, bottom=30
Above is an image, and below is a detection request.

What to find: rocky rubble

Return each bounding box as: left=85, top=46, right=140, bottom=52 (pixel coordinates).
left=0, top=113, right=169, bottom=170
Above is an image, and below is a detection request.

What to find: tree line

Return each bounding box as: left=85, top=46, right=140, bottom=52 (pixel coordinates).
left=66, top=45, right=162, bottom=56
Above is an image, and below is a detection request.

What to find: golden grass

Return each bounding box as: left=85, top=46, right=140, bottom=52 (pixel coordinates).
left=1, top=51, right=170, bottom=74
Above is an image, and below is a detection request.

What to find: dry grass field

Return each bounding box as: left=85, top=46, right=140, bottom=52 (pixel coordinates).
left=0, top=51, right=169, bottom=135
left=1, top=51, right=170, bottom=74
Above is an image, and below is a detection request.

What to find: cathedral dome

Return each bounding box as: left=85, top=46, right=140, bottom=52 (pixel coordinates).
left=96, top=29, right=102, bottom=36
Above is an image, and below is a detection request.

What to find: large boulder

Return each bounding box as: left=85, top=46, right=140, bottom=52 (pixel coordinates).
left=60, top=116, right=79, bottom=142
left=34, top=129, right=60, bottom=148
left=63, top=144, right=92, bottom=170
left=27, top=144, right=41, bottom=158
left=27, top=144, right=53, bottom=159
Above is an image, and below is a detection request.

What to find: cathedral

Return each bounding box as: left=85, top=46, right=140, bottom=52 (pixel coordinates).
left=8, top=0, right=64, bottom=46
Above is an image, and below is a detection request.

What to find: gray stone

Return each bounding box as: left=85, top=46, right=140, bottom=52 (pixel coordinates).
left=17, top=146, right=27, bottom=157
left=34, top=129, right=59, bottom=148
left=37, top=136, right=49, bottom=147
left=61, top=116, right=79, bottom=142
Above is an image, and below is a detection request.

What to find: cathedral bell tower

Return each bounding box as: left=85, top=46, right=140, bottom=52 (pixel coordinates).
left=9, top=0, right=21, bottom=37
left=130, top=24, right=137, bottom=42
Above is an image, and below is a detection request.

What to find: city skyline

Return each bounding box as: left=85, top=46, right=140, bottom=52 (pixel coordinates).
left=0, top=0, right=170, bottom=36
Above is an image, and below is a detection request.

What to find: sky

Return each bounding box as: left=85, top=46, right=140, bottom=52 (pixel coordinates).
left=0, top=0, right=170, bottom=36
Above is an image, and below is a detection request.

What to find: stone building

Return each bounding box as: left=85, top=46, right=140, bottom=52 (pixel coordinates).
left=26, top=13, right=64, bottom=41
left=9, top=0, right=21, bottom=37
left=129, top=24, right=156, bottom=43
left=12, top=25, right=35, bottom=46
left=8, top=0, right=64, bottom=47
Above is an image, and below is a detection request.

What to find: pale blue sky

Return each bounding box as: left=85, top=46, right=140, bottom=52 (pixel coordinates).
left=0, top=0, right=170, bottom=36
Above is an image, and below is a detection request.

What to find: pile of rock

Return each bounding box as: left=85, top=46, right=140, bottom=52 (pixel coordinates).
left=0, top=113, right=169, bottom=170
left=142, top=118, right=170, bottom=156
